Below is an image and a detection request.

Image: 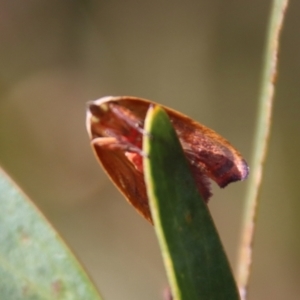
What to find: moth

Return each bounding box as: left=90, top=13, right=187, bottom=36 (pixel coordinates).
left=86, top=96, right=249, bottom=223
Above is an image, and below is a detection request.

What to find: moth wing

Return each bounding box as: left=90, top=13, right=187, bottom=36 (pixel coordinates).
left=169, top=114, right=249, bottom=187
left=91, top=143, right=152, bottom=222
left=87, top=96, right=249, bottom=224
left=113, top=97, right=249, bottom=188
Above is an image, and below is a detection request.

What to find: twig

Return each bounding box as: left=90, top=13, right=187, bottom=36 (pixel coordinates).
left=236, top=1, right=289, bottom=299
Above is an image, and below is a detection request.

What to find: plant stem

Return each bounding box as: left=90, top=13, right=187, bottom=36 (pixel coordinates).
left=236, top=1, right=289, bottom=299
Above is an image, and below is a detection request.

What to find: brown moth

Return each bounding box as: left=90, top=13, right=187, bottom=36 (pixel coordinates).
left=86, top=96, right=249, bottom=223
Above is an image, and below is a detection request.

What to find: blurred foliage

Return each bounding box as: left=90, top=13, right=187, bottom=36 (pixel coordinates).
left=0, top=170, right=102, bottom=300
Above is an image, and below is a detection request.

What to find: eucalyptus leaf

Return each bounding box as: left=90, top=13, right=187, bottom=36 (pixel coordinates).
left=0, top=170, right=102, bottom=300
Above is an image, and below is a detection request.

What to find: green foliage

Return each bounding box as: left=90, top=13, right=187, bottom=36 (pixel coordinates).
left=0, top=170, right=102, bottom=300
left=143, top=106, right=240, bottom=300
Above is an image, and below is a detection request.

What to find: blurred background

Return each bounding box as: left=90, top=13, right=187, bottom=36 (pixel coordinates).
left=0, top=1, right=299, bottom=299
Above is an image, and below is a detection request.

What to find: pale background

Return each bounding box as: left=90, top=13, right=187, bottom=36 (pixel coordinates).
left=0, top=1, right=299, bottom=299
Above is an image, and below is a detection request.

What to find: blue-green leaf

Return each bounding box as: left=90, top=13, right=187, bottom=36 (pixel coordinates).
left=0, top=169, right=103, bottom=300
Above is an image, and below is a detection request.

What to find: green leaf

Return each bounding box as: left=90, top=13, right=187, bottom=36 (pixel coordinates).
left=143, top=106, right=240, bottom=300
left=0, top=169, right=103, bottom=300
